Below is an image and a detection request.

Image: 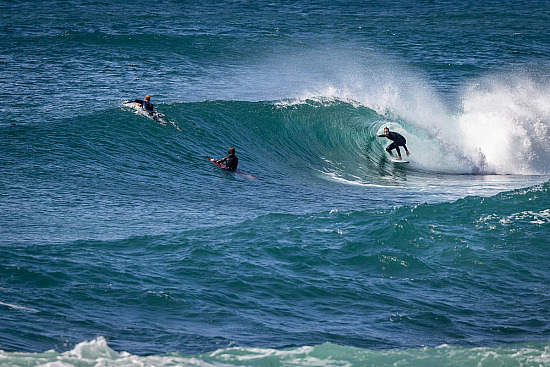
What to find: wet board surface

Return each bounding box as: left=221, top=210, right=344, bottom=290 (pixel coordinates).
left=123, top=102, right=181, bottom=131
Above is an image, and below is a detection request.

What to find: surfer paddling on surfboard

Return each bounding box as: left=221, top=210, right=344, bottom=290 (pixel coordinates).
left=377, top=127, right=410, bottom=161
left=123, top=95, right=182, bottom=131
left=207, top=148, right=257, bottom=179
left=123, top=95, right=154, bottom=113
left=215, top=147, right=238, bottom=171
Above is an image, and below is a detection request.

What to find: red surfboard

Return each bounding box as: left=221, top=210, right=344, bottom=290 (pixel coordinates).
left=207, top=156, right=258, bottom=180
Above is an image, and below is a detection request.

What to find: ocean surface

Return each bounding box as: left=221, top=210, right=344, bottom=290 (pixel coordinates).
left=1, top=1, right=550, bottom=366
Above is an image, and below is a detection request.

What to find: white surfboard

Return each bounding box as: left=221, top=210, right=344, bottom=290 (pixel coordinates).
left=123, top=102, right=181, bottom=131
left=391, top=158, right=409, bottom=163
left=124, top=101, right=163, bottom=121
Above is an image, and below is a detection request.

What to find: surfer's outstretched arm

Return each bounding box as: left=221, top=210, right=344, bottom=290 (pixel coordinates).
left=124, top=99, right=143, bottom=105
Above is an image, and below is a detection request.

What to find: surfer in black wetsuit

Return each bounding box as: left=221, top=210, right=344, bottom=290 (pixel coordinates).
left=377, top=127, right=410, bottom=160
left=216, top=147, right=238, bottom=171
left=123, top=95, right=154, bottom=113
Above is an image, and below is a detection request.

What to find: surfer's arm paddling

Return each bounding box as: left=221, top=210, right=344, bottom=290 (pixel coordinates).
left=207, top=148, right=257, bottom=180
left=377, top=127, right=410, bottom=160
left=215, top=147, right=239, bottom=171
left=123, top=95, right=154, bottom=112
left=123, top=95, right=182, bottom=130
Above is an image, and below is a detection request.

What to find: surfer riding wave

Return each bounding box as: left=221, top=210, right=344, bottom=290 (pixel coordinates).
left=377, top=127, right=410, bottom=160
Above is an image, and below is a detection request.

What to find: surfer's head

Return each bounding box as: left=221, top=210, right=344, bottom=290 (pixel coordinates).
left=228, top=147, right=235, bottom=155
left=384, top=127, right=390, bottom=136
left=144, top=95, right=150, bottom=101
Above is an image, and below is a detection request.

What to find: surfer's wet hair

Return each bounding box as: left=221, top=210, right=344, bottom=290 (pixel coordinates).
left=228, top=147, right=235, bottom=154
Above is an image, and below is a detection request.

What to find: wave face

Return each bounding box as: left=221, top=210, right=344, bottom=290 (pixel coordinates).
left=135, top=96, right=550, bottom=180
left=3, top=99, right=547, bottom=245
left=1, top=0, right=550, bottom=364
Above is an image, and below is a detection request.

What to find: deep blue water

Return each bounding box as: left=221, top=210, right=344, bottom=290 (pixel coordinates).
left=1, top=1, right=549, bottom=366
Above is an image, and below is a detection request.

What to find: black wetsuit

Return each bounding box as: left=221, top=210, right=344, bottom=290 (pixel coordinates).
left=379, top=131, right=408, bottom=157
left=128, top=99, right=154, bottom=112
left=217, top=154, right=238, bottom=171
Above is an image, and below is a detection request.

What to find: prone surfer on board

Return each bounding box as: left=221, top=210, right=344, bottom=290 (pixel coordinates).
left=123, top=95, right=182, bottom=131
left=377, top=127, right=410, bottom=160
left=123, top=95, right=155, bottom=113
left=215, top=147, right=238, bottom=171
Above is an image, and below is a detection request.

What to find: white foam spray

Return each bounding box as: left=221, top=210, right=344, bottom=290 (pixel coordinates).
left=229, top=46, right=550, bottom=175
left=458, top=74, right=550, bottom=174
left=288, top=51, right=550, bottom=175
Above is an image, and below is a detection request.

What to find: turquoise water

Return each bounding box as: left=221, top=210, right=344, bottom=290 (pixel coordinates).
left=1, top=1, right=549, bottom=366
